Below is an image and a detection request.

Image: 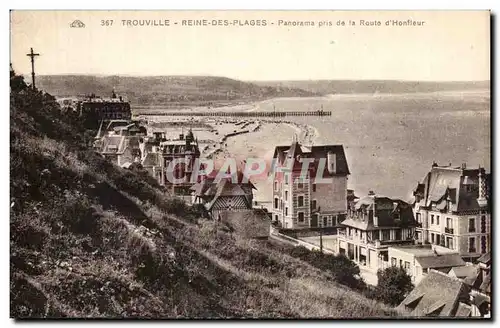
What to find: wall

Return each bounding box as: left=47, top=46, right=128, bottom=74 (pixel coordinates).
left=415, top=208, right=491, bottom=258
left=312, top=175, right=347, bottom=214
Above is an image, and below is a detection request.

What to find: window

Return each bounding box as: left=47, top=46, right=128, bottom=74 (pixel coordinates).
left=469, top=218, right=476, bottom=232
left=446, top=217, right=452, bottom=228
left=311, top=200, right=317, bottom=210
left=298, top=181, right=304, bottom=189
left=274, top=215, right=278, bottom=221
left=274, top=198, right=278, bottom=209
left=285, top=207, right=288, bottom=216
left=431, top=233, right=435, bottom=244
left=285, top=190, right=288, bottom=201
left=298, top=212, right=304, bottom=223
left=436, top=234, right=441, bottom=246
left=447, top=237, right=453, bottom=250
left=391, top=257, right=397, bottom=266
left=481, top=236, right=487, bottom=254
left=436, top=216, right=440, bottom=225
left=404, top=261, right=410, bottom=270
left=298, top=195, right=304, bottom=207
left=395, top=230, right=402, bottom=240
left=274, top=180, right=278, bottom=191
left=285, top=174, right=289, bottom=185
left=323, top=217, right=328, bottom=227
left=399, top=259, right=403, bottom=268
left=416, top=213, right=421, bottom=223
left=312, top=184, right=317, bottom=192
left=481, top=216, right=486, bottom=233
left=382, top=230, right=390, bottom=241
left=469, top=237, right=476, bottom=253
left=431, top=215, right=434, bottom=224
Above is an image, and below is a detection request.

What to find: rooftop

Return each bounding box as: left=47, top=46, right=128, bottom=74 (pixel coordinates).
left=413, top=162, right=490, bottom=212
left=398, top=270, right=470, bottom=317
left=273, top=140, right=350, bottom=175
left=391, top=244, right=457, bottom=257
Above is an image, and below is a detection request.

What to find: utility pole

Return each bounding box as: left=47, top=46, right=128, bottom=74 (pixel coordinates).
left=320, top=228, right=323, bottom=254
left=26, top=48, right=40, bottom=90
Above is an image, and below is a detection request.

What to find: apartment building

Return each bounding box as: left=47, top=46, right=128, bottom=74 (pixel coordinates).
left=412, top=163, right=490, bottom=261
left=271, top=139, right=349, bottom=230
left=336, top=194, right=417, bottom=272
left=388, top=244, right=465, bottom=284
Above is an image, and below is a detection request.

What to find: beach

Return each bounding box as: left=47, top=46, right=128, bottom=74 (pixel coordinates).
left=137, top=89, right=490, bottom=205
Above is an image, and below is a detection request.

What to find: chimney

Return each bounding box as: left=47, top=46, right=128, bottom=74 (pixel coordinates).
left=368, top=190, right=375, bottom=196
left=462, top=162, right=467, bottom=170
left=432, top=161, right=438, bottom=167
left=327, top=151, right=336, bottom=174
left=478, top=166, right=487, bottom=207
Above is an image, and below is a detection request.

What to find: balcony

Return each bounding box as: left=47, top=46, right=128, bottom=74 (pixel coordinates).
left=445, top=227, right=454, bottom=234
left=416, top=222, right=422, bottom=228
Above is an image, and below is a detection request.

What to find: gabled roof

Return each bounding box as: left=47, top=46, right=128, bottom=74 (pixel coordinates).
left=413, top=164, right=490, bottom=212
left=100, top=135, right=124, bottom=154
left=273, top=141, right=350, bottom=175
left=477, top=252, right=491, bottom=265
left=416, top=254, right=466, bottom=269
left=343, top=196, right=415, bottom=229
left=204, top=178, right=254, bottom=211
left=398, top=270, right=470, bottom=317
left=479, top=273, right=491, bottom=294
left=449, top=265, right=479, bottom=281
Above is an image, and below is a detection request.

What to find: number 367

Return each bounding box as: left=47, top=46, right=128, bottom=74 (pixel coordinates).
left=101, top=20, right=113, bottom=26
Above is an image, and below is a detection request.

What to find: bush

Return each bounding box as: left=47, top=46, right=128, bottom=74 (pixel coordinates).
left=375, top=266, right=414, bottom=306
left=286, top=247, right=364, bottom=289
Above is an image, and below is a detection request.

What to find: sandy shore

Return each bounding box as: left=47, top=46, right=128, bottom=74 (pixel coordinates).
left=144, top=115, right=319, bottom=205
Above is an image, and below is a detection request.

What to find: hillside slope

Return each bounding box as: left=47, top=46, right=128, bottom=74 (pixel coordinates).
left=253, top=80, right=490, bottom=95
left=35, top=75, right=319, bottom=107
left=10, top=73, right=396, bottom=318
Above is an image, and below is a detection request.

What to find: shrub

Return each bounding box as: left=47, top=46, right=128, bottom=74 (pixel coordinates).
left=375, top=266, right=414, bottom=306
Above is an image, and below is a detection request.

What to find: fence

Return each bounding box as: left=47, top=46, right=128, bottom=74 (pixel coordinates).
left=136, top=110, right=332, bottom=118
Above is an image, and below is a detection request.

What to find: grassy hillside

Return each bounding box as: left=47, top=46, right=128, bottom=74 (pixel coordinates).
left=253, top=80, right=490, bottom=95
left=35, top=75, right=319, bottom=107
left=10, top=72, right=398, bottom=318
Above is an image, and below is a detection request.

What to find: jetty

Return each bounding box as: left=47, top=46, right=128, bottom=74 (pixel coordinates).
left=136, top=110, right=331, bottom=118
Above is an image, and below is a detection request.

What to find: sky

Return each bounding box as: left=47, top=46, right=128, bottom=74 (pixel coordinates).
left=10, top=10, right=490, bottom=81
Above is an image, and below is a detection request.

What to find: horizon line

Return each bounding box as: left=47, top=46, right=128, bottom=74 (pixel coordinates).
left=26, top=73, right=491, bottom=83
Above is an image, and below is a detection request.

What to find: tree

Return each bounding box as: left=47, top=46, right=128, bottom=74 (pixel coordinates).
left=375, top=266, right=414, bottom=306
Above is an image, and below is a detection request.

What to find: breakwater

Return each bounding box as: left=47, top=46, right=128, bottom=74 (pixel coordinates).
left=137, top=110, right=331, bottom=117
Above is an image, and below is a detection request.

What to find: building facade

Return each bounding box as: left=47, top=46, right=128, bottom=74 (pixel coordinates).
left=271, top=140, right=350, bottom=230
left=158, top=130, right=201, bottom=194
left=388, top=244, right=465, bottom=284
left=191, top=173, right=255, bottom=220
left=94, top=121, right=147, bottom=167
left=336, top=194, right=417, bottom=272
left=412, top=163, right=491, bottom=261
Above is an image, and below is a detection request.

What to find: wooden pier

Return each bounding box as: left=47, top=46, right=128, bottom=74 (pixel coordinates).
left=136, top=110, right=331, bottom=117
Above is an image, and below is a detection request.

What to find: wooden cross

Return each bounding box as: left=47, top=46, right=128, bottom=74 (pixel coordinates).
left=26, top=47, right=40, bottom=89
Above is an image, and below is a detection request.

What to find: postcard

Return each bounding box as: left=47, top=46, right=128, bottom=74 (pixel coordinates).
left=10, top=10, right=491, bottom=319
